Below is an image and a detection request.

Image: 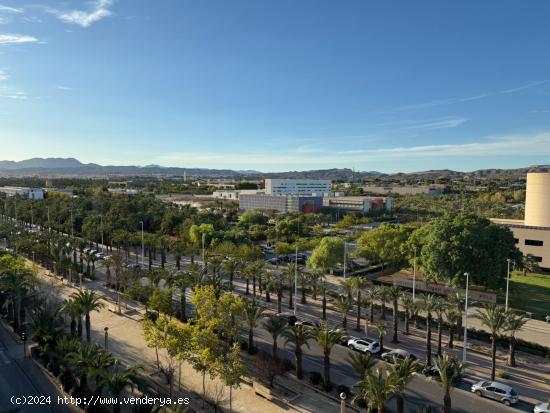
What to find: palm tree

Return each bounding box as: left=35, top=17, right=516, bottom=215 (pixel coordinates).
left=68, top=343, right=97, bottom=395
left=351, top=276, right=369, bottom=331
left=97, top=364, right=145, bottom=413
left=282, top=324, right=314, bottom=379
left=262, top=315, right=287, bottom=360
left=401, top=293, right=414, bottom=335
left=376, top=286, right=389, bottom=320
left=387, top=285, right=401, bottom=343
left=387, top=356, right=419, bottom=413
left=284, top=262, right=296, bottom=309
left=335, top=294, right=353, bottom=328
left=313, top=321, right=344, bottom=390
left=314, top=278, right=329, bottom=320
left=374, top=322, right=387, bottom=353
left=353, top=369, right=394, bottom=413
left=433, top=354, right=463, bottom=413
left=172, top=271, right=194, bottom=322
left=434, top=298, right=448, bottom=356
left=222, top=255, right=241, bottom=290
left=504, top=311, right=527, bottom=367
left=243, top=299, right=265, bottom=353
left=348, top=351, right=376, bottom=378
left=61, top=299, right=81, bottom=337
left=474, top=304, right=507, bottom=380
left=521, top=253, right=539, bottom=276
left=72, top=290, right=104, bottom=343
left=445, top=308, right=461, bottom=349
left=420, top=294, right=438, bottom=366
left=364, top=288, right=378, bottom=323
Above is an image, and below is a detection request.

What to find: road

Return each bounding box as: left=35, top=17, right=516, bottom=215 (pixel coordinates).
left=0, top=322, right=74, bottom=413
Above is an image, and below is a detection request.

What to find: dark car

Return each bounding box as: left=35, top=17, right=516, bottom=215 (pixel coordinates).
left=422, top=364, right=439, bottom=378
left=275, top=312, right=298, bottom=326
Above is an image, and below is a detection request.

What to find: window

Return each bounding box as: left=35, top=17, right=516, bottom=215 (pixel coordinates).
left=514, top=238, right=519, bottom=244
left=525, top=239, right=543, bottom=246
left=533, top=256, right=543, bottom=262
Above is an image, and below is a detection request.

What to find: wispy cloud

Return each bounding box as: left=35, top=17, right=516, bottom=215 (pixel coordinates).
left=0, top=5, right=23, bottom=14
left=0, top=34, right=39, bottom=44
left=54, top=0, right=114, bottom=28
left=155, top=132, right=550, bottom=170
left=57, top=85, right=73, bottom=91
left=0, top=87, right=27, bottom=99
left=0, top=69, right=8, bottom=81
left=376, top=80, right=549, bottom=114
left=379, top=116, right=467, bottom=131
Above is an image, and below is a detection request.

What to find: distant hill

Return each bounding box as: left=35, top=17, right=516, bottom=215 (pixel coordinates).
left=0, top=157, right=549, bottom=181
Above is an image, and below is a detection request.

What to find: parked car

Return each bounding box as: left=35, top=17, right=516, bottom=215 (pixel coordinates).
left=347, top=338, right=381, bottom=354
left=534, top=402, right=550, bottom=413
left=295, top=317, right=319, bottom=327
left=422, top=364, right=440, bottom=378
left=381, top=349, right=417, bottom=363
left=339, top=335, right=358, bottom=346
left=275, top=312, right=297, bottom=326
left=95, top=252, right=107, bottom=260
left=471, top=381, right=519, bottom=406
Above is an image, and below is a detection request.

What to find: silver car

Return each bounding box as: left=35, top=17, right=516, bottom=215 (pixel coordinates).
left=534, top=402, right=550, bottom=413
left=470, top=380, right=518, bottom=406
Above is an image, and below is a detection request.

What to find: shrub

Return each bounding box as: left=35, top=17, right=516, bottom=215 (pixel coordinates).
left=496, top=370, right=510, bottom=379
left=281, top=358, right=293, bottom=372
left=308, top=371, right=322, bottom=386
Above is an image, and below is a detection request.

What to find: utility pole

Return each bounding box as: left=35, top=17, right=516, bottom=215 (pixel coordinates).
left=343, top=240, right=347, bottom=279
left=412, top=247, right=417, bottom=300
left=505, top=258, right=511, bottom=311
left=462, top=272, right=470, bottom=364
left=294, top=244, right=298, bottom=316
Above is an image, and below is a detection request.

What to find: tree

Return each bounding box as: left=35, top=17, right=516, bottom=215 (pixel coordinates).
left=238, top=210, right=268, bottom=228
left=387, top=356, right=419, bottom=413
left=420, top=294, right=437, bottom=366
left=521, top=253, right=540, bottom=276
left=97, top=364, right=145, bottom=413
left=357, top=223, right=410, bottom=271
left=351, top=276, right=369, bottom=331
left=504, top=311, right=527, bottom=367
left=243, top=299, right=265, bottom=353
left=474, top=304, right=507, bottom=380
left=61, top=298, right=81, bottom=338
left=148, top=287, right=174, bottom=317
left=72, top=290, right=104, bottom=343
left=411, top=213, right=521, bottom=288
left=374, top=322, right=387, bottom=353
left=282, top=324, right=314, bottom=380
left=387, top=285, right=402, bottom=343
left=262, top=315, right=287, bottom=360
left=313, top=321, right=345, bottom=390
left=219, top=342, right=246, bottom=413
left=433, top=354, right=463, bottom=413
left=353, top=369, right=394, bottom=413
left=348, top=351, right=376, bottom=379
left=364, top=288, right=378, bottom=323
left=376, top=285, right=389, bottom=320
left=434, top=298, right=448, bottom=356
left=335, top=294, right=353, bottom=328
left=309, top=237, right=344, bottom=273
left=401, top=293, right=414, bottom=335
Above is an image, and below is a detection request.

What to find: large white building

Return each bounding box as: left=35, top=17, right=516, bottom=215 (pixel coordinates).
left=265, top=179, right=331, bottom=196
left=0, top=186, right=44, bottom=200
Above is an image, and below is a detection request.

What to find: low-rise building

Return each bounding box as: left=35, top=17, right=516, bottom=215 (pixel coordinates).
left=0, top=186, right=44, bottom=199
left=265, top=179, right=331, bottom=196
left=362, top=185, right=445, bottom=196
left=211, top=189, right=265, bottom=200
left=323, top=196, right=392, bottom=213
left=239, top=194, right=323, bottom=213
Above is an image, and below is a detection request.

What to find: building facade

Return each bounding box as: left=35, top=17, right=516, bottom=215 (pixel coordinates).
left=491, top=172, right=550, bottom=269
left=0, top=186, right=44, bottom=200
left=265, top=179, right=331, bottom=196
left=323, top=196, right=392, bottom=213
left=362, top=185, right=445, bottom=196
left=211, top=189, right=265, bottom=200
left=239, top=194, right=323, bottom=213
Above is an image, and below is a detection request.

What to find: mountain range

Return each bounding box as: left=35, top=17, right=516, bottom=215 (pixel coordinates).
left=0, top=158, right=549, bottom=181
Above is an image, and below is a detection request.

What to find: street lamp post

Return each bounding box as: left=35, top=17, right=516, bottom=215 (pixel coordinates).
left=294, top=244, right=298, bottom=316
left=505, top=258, right=511, bottom=311
left=462, top=272, right=470, bottom=364
left=412, top=247, right=417, bottom=300
left=139, top=221, right=144, bottom=267
left=104, top=327, right=109, bottom=350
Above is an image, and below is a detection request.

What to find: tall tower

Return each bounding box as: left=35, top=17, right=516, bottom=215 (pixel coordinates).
left=524, top=172, right=550, bottom=227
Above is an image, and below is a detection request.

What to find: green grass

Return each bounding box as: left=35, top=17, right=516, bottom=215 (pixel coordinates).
left=504, top=271, right=550, bottom=319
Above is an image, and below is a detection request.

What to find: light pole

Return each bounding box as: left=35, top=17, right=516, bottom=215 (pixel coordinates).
left=412, top=247, right=417, bottom=300
left=139, top=221, right=144, bottom=267
left=294, top=244, right=298, bottom=316
left=100, top=214, right=104, bottom=251
left=505, top=258, right=511, bottom=311
left=462, top=272, right=470, bottom=364
left=104, top=327, right=109, bottom=350
left=70, top=209, right=74, bottom=238
left=339, top=392, right=347, bottom=413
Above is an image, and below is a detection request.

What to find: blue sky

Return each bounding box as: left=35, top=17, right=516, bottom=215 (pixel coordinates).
left=1, top=0, right=550, bottom=173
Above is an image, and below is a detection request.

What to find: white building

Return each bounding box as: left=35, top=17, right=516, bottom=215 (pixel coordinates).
left=0, top=186, right=44, bottom=200
left=323, top=196, right=392, bottom=213
left=211, top=189, right=265, bottom=200
left=265, top=179, right=331, bottom=196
